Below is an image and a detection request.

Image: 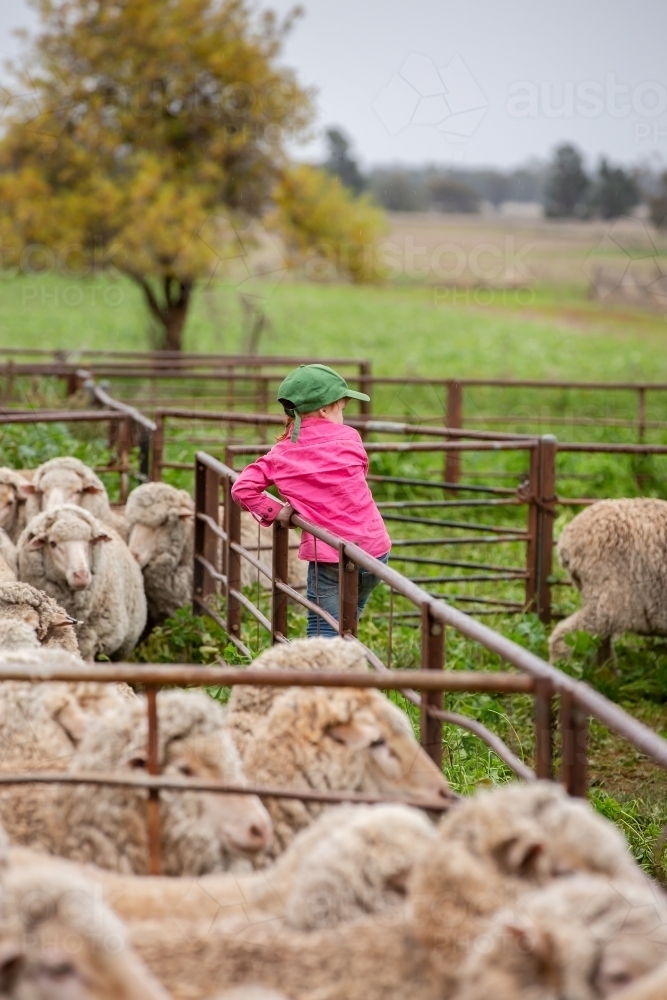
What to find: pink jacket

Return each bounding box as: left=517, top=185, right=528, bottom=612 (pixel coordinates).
left=231, top=417, right=391, bottom=563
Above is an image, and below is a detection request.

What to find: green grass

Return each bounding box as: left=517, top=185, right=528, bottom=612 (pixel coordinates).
left=1, top=273, right=666, bottom=385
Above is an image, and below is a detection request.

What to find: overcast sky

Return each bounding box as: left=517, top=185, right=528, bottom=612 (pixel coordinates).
left=2, top=0, right=666, bottom=170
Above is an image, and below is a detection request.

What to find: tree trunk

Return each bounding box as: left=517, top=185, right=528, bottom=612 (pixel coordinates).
left=131, top=274, right=193, bottom=352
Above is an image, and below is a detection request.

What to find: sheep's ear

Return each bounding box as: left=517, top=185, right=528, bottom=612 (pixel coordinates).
left=92, top=530, right=113, bottom=544
left=504, top=919, right=551, bottom=965
left=178, top=507, right=194, bottom=519
left=16, top=482, right=33, bottom=501
left=328, top=719, right=383, bottom=751
left=51, top=613, right=77, bottom=628
left=56, top=701, right=92, bottom=744
left=83, top=484, right=104, bottom=494
left=27, top=534, right=44, bottom=550
left=496, top=833, right=545, bottom=876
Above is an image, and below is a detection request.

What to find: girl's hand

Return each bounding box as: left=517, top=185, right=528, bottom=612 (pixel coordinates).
left=276, top=503, right=295, bottom=526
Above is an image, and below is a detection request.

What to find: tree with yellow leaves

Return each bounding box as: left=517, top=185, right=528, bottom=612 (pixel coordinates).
left=0, top=0, right=357, bottom=350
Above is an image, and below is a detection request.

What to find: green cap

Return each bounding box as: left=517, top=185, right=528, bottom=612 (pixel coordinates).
left=277, top=364, right=370, bottom=442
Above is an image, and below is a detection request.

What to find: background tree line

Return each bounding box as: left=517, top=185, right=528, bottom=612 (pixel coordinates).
left=323, top=130, right=667, bottom=228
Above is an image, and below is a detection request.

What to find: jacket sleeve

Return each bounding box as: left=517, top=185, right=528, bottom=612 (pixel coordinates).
left=230, top=455, right=284, bottom=526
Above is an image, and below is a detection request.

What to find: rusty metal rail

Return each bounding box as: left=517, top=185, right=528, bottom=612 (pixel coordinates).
left=0, top=408, right=149, bottom=502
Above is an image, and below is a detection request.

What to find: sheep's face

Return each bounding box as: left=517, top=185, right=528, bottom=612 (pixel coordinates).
left=161, top=734, right=273, bottom=858
left=456, top=880, right=667, bottom=1000
left=329, top=694, right=455, bottom=807
left=125, top=732, right=273, bottom=860
left=0, top=484, right=20, bottom=533
left=27, top=468, right=104, bottom=513
left=127, top=508, right=193, bottom=569
left=127, top=522, right=160, bottom=568
left=28, top=519, right=112, bottom=591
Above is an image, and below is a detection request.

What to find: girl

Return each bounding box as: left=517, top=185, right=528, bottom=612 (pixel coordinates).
left=231, top=363, right=391, bottom=638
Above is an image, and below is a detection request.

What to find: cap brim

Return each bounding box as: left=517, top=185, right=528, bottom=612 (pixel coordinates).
left=345, top=390, right=371, bottom=402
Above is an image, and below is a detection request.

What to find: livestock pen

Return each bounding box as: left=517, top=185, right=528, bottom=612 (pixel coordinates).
left=191, top=451, right=667, bottom=798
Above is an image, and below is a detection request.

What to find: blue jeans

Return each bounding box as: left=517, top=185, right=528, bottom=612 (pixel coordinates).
left=306, top=554, right=389, bottom=639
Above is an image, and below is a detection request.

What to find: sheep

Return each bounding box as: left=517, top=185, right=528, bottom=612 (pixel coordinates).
left=52, top=803, right=437, bottom=935
left=125, top=481, right=194, bottom=624
left=119, top=781, right=653, bottom=1000
left=0, top=647, right=135, bottom=773
left=0, top=862, right=171, bottom=1000
left=0, top=467, right=29, bottom=542
left=0, top=581, right=80, bottom=653
left=409, top=780, right=646, bottom=964
left=549, top=498, right=667, bottom=662
left=226, top=638, right=455, bottom=858
left=454, top=874, right=667, bottom=1000
left=0, top=528, right=17, bottom=584
left=17, top=505, right=147, bottom=660
left=0, top=689, right=273, bottom=877
left=280, top=802, right=437, bottom=930
left=22, top=456, right=128, bottom=538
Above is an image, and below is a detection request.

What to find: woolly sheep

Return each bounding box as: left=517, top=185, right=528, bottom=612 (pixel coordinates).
left=17, top=505, right=146, bottom=660
left=0, top=581, right=80, bottom=653
left=455, top=874, right=667, bottom=1000
left=0, top=689, right=273, bottom=876
left=282, top=803, right=437, bottom=930
left=127, top=781, right=652, bottom=1000
left=0, top=467, right=29, bottom=542
left=550, top=498, right=667, bottom=661
left=227, top=638, right=455, bottom=858
left=0, top=647, right=135, bottom=772
left=0, top=862, right=170, bottom=1000
left=68, top=803, right=437, bottom=935
left=125, top=481, right=194, bottom=623
left=23, top=456, right=128, bottom=538
left=409, top=780, right=645, bottom=966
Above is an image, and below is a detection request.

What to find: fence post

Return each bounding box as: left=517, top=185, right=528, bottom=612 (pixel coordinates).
left=225, top=477, right=242, bottom=642
left=146, top=685, right=161, bottom=875
left=193, top=458, right=218, bottom=610
left=151, top=413, right=164, bottom=481
left=638, top=387, right=646, bottom=444
left=138, top=425, right=151, bottom=480
left=339, top=547, right=359, bottom=636
left=534, top=677, right=554, bottom=780
left=445, top=381, right=463, bottom=484
left=118, top=416, right=132, bottom=503
left=272, top=521, right=290, bottom=643
left=559, top=691, right=589, bottom=797
left=358, top=361, right=372, bottom=439
left=524, top=443, right=540, bottom=611
left=536, top=434, right=556, bottom=624
left=420, top=604, right=444, bottom=768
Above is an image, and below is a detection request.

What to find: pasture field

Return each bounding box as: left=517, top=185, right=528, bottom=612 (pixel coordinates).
left=1, top=213, right=667, bottom=878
